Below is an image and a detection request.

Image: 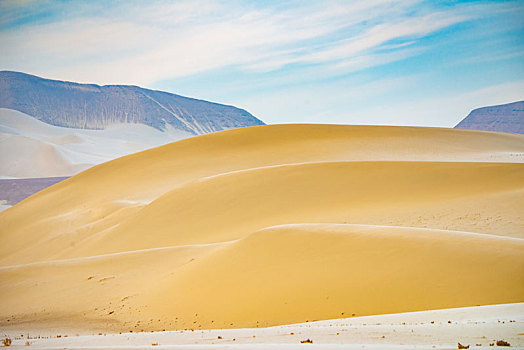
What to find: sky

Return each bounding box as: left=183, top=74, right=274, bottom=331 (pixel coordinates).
left=1, top=0, right=523, bottom=127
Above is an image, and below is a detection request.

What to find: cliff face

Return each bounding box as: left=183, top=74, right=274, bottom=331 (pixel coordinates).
left=0, top=71, right=264, bottom=135
left=455, top=101, right=524, bottom=134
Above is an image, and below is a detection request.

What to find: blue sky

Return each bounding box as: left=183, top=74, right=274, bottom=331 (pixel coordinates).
left=1, top=0, right=523, bottom=126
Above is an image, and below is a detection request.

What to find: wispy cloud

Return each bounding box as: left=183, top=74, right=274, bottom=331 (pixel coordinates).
left=0, top=0, right=476, bottom=85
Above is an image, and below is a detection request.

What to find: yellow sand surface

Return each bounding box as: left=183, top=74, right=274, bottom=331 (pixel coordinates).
left=0, top=124, right=523, bottom=332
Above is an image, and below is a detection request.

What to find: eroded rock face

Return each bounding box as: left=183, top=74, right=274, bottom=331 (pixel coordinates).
left=0, top=70, right=264, bottom=135
left=455, top=100, right=524, bottom=134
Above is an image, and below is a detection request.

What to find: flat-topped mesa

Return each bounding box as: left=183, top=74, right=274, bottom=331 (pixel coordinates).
left=455, top=100, right=524, bottom=134
left=0, top=70, right=264, bottom=135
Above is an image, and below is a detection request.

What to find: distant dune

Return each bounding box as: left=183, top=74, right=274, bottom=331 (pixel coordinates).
left=455, top=100, right=524, bottom=134
left=0, top=124, right=523, bottom=333
left=0, top=108, right=192, bottom=178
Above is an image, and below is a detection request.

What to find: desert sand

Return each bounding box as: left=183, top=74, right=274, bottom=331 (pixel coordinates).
left=1, top=303, right=522, bottom=349
left=0, top=108, right=191, bottom=178
left=0, top=124, right=523, bottom=341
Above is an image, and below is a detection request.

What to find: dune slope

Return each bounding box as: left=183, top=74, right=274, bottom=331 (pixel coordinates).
left=0, top=124, right=523, bottom=332
left=4, top=160, right=523, bottom=264
left=145, top=224, right=524, bottom=329
left=1, top=224, right=522, bottom=332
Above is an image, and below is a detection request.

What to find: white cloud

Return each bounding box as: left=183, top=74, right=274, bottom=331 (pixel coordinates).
left=0, top=0, right=474, bottom=86
left=295, top=12, right=467, bottom=65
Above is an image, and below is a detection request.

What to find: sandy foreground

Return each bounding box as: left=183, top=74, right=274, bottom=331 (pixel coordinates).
left=2, top=303, right=523, bottom=349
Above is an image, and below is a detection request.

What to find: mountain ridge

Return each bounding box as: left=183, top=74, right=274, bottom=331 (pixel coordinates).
left=455, top=100, right=524, bottom=134
left=0, top=70, right=264, bottom=135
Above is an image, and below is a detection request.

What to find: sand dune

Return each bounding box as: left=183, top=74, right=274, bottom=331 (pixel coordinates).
left=0, top=108, right=191, bottom=178
left=3, top=161, right=523, bottom=264
left=0, top=133, right=88, bottom=178
left=0, top=124, right=523, bottom=333
left=0, top=224, right=522, bottom=331
left=144, top=224, right=524, bottom=329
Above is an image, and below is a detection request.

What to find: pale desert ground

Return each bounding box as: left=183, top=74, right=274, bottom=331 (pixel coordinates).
left=0, top=124, right=523, bottom=348
left=2, top=303, right=523, bottom=349
left=0, top=108, right=191, bottom=178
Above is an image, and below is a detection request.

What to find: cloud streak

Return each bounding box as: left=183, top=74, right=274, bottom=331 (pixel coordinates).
left=0, top=0, right=476, bottom=86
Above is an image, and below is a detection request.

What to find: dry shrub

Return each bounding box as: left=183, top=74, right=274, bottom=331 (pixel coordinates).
left=496, top=340, right=510, bottom=347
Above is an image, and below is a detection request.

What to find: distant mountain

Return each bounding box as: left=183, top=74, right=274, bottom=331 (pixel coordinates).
left=0, top=71, right=264, bottom=180
left=454, top=100, right=524, bottom=134
left=0, top=71, right=264, bottom=135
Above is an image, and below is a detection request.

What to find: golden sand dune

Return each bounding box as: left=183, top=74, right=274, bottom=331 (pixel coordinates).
left=145, top=224, right=524, bottom=329
left=1, top=224, right=522, bottom=331
left=0, top=124, right=523, bottom=332
left=4, top=161, right=523, bottom=265
left=2, top=125, right=524, bottom=263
